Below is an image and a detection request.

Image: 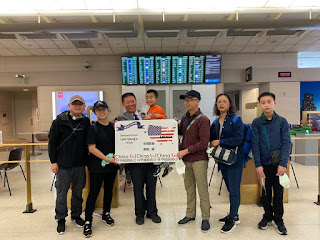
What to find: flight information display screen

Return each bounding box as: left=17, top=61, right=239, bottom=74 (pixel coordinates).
left=205, top=55, right=221, bottom=83
left=155, top=56, right=171, bottom=84
left=121, top=56, right=138, bottom=85
left=188, top=55, right=205, bottom=84
left=172, top=56, right=188, bottom=84
left=139, top=56, right=155, bottom=84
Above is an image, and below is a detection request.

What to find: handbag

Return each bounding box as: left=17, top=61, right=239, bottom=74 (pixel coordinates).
left=263, top=124, right=281, bottom=166
left=211, top=145, right=238, bottom=165
left=210, top=117, right=237, bottom=165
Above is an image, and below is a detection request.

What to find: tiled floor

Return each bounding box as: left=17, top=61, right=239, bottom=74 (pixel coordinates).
left=0, top=150, right=320, bottom=240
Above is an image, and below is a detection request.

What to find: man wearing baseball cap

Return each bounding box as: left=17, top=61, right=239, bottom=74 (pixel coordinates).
left=48, top=95, right=90, bottom=235
left=177, top=90, right=211, bottom=232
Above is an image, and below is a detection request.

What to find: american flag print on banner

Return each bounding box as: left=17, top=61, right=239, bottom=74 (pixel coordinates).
left=147, top=125, right=176, bottom=142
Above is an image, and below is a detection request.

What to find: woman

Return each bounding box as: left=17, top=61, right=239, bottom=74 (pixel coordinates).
left=210, top=93, right=244, bottom=234
left=83, top=100, right=119, bottom=238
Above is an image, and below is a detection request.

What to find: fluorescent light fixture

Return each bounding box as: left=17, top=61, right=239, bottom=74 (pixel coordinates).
left=147, top=30, right=180, bottom=33
left=99, top=91, right=103, bottom=101
left=52, top=92, right=56, bottom=120
left=193, top=29, right=228, bottom=32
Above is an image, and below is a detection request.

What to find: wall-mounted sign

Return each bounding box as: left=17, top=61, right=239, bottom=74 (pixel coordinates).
left=278, top=72, right=292, bottom=78
left=246, top=66, right=252, bottom=82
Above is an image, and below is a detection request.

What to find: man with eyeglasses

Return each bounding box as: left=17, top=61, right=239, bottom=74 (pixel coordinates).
left=176, top=90, right=211, bottom=232
left=48, top=95, right=90, bottom=235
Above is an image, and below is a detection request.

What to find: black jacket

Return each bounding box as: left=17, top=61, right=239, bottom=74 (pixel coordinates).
left=48, top=111, right=90, bottom=169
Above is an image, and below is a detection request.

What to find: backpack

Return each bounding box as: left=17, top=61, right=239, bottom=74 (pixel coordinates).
left=213, top=115, right=252, bottom=163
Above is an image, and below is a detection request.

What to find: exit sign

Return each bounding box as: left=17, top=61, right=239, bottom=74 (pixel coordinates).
left=278, top=72, right=291, bottom=78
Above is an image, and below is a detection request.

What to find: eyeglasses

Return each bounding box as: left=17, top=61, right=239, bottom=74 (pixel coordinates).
left=184, top=98, right=198, bottom=103
left=217, top=100, right=228, bottom=104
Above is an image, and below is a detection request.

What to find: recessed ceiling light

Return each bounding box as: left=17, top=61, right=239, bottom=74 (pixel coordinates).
left=23, top=89, right=29, bottom=91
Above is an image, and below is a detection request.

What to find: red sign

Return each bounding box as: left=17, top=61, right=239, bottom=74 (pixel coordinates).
left=278, top=72, right=291, bottom=78
left=58, top=92, right=63, bottom=98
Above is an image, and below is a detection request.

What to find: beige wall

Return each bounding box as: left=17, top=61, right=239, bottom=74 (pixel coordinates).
left=38, top=85, right=122, bottom=131
left=241, top=88, right=259, bottom=124
left=0, top=91, right=14, bottom=137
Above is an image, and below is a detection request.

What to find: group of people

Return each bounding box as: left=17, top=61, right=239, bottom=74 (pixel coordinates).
left=48, top=89, right=291, bottom=238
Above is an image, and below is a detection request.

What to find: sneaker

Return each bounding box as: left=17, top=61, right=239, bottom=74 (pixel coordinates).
left=201, top=220, right=210, bottom=232
left=153, top=165, right=162, bottom=177
left=83, top=221, right=92, bottom=238
left=258, top=216, right=272, bottom=230
left=219, top=215, right=240, bottom=225
left=71, top=216, right=85, bottom=228
left=274, top=220, right=288, bottom=235
left=221, top=218, right=236, bottom=233
left=146, top=215, right=161, bottom=223
left=178, top=216, right=195, bottom=225
left=136, top=217, right=144, bottom=225
left=102, top=213, right=114, bottom=226
left=57, top=218, right=66, bottom=235
left=162, top=166, right=173, bottom=178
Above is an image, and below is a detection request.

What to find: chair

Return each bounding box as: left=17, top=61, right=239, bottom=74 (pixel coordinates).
left=34, top=132, right=49, bottom=154
left=289, top=143, right=299, bottom=188
left=0, top=148, right=25, bottom=196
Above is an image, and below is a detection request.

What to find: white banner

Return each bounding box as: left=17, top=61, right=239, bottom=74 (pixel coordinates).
left=115, top=119, right=179, bottom=163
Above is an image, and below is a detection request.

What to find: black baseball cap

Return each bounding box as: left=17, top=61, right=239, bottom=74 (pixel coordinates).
left=93, top=100, right=109, bottom=112
left=179, top=90, right=201, bottom=100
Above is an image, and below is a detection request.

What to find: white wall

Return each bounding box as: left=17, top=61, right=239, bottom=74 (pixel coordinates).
left=192, top=84, right=216, bottom=123
left=241, top=88, right=259, bottom=124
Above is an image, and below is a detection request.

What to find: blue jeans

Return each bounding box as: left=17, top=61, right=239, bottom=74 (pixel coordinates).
left=219, top=160, right=243, bottom=220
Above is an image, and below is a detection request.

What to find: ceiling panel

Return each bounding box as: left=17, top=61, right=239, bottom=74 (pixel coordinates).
left=241, top=45, right=261, bottom=53
left=15, top=40, right=40, bottom=49
left=35, top=40, right=58, bottom=49
left=0, top=40, right=24, bottom=49
left=287, top=44, right=309, bottom=52
left=0, top=50, right=15, bottom=56
left=263, top=36, right=286, bottom=45
left=54, top=40, right=76, bottom=49
left=280, top=36, right=305, bottom=45
left=195, top=38, right=215, bottom=47
left=297, top=37, right=320, bottom=45
left=209, top=45, right=228, bottom=54
left=161, top=39, right=179, bottom=48
left=307, top=31, right=320, bottom=37
left=0, top=43, right=6, bottom=50
left=44, top=49, right=65, bottom=55
left=128, top=47, right=145, bottom=54
left=272, top=45, right=295, bottom=52
left=96, top=48, right=113, bottom=55
left=145, top=47, right=161, bottom=54
left=107, top=39, right=127, bottom=48
left=179, top=39, right=197, bottom=47
left=302, top=45, right=320, bottom=52
left=178, top=47, right=195, bottom=53
left=90, top=40, right=110, bottom=48
left=111, top=48, right=129, bottom=55
left=247, top=37, right=269, bottom=45
left=61, top=49, right=81, bottom=55
left=126, top=39, right=145, bottom=48
left=256, top=45, right=276, bottom=52
left=10, top=48, right=32, bottom=56
left=225, top=45, right=245, bottom=53
left=161, top=47, right=178, bottom=54
left=193, top=46, right=210, bottom=53
left=144, top=39, right=161, bottom=48
left=229, top=37, right=252, bottom=46
left=28, top=49, right=48, bottom=56
left=78, top=48, right=97, bottom=55
left=212, top=38, right=233, bottom=47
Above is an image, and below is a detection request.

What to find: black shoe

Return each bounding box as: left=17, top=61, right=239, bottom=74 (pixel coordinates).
left=102, top=213, right=114, bottom=226
left=221, top=218, right=236, bottom=233
left=162, top=166, right=173, bottom=178
left=83, top=221, right=92, bottom=238
left=71, top=216, right=85, bottom=228
left=274, top=220, right=287, bottom=235
left=57, top=218, right=66, bottom=235
left=258, top=216, right=272, bottom=230
left=178, top=216, right=195, bottom=225
left=219, top=215, right=240, bottom=224
left=201, top=220, right=210, bottom=232
left=147, top=215, right=161, bottom=223
left=136, top=217, right=144, bottom=225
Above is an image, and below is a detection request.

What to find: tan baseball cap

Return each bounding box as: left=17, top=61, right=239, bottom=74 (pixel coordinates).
left=69, top=95, right=85, bottom=104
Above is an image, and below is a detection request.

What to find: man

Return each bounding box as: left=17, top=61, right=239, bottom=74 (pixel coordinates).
left=251, top=92, right=291, bottom=235
left=116, top=92, right=161, bottom=225
left=49, top=95, right=90, bottom=235
left=177, top=90, right=211, bottom=232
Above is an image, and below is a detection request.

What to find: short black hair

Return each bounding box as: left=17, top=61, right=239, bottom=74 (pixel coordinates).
left=214, top=93, right=236, bottom=116
left=258, top=92, right=276, bottom=102
left=122, top=92, right=136, bottom=103
left=146, top=89, right=158, bottom=98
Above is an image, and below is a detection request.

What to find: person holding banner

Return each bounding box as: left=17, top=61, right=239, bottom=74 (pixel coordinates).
left=116, top=92, right=161, bottom=226
left=177, top=90, right=211, bottom=232
left=83, top=100, right=119, bottom=238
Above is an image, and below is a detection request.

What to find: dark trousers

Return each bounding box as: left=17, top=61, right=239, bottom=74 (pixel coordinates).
left=85, top=171, right=118, bottom=222
left=130, top=163, right=157, bottom=218
left=219, top=160, right=243, bottom=219
left=261, top=164, right=284, bottom=222
left=55, top=166, right=86, bottom=220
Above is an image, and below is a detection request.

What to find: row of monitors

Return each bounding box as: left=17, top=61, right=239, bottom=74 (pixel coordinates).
left=121, top=55, right=221, bottom=85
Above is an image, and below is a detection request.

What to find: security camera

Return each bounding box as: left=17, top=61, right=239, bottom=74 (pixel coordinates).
left=84, top=62, right=91, bottom=70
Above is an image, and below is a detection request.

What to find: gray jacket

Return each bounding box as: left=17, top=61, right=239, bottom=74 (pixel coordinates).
left=116, top=110, right=145, bottom=121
